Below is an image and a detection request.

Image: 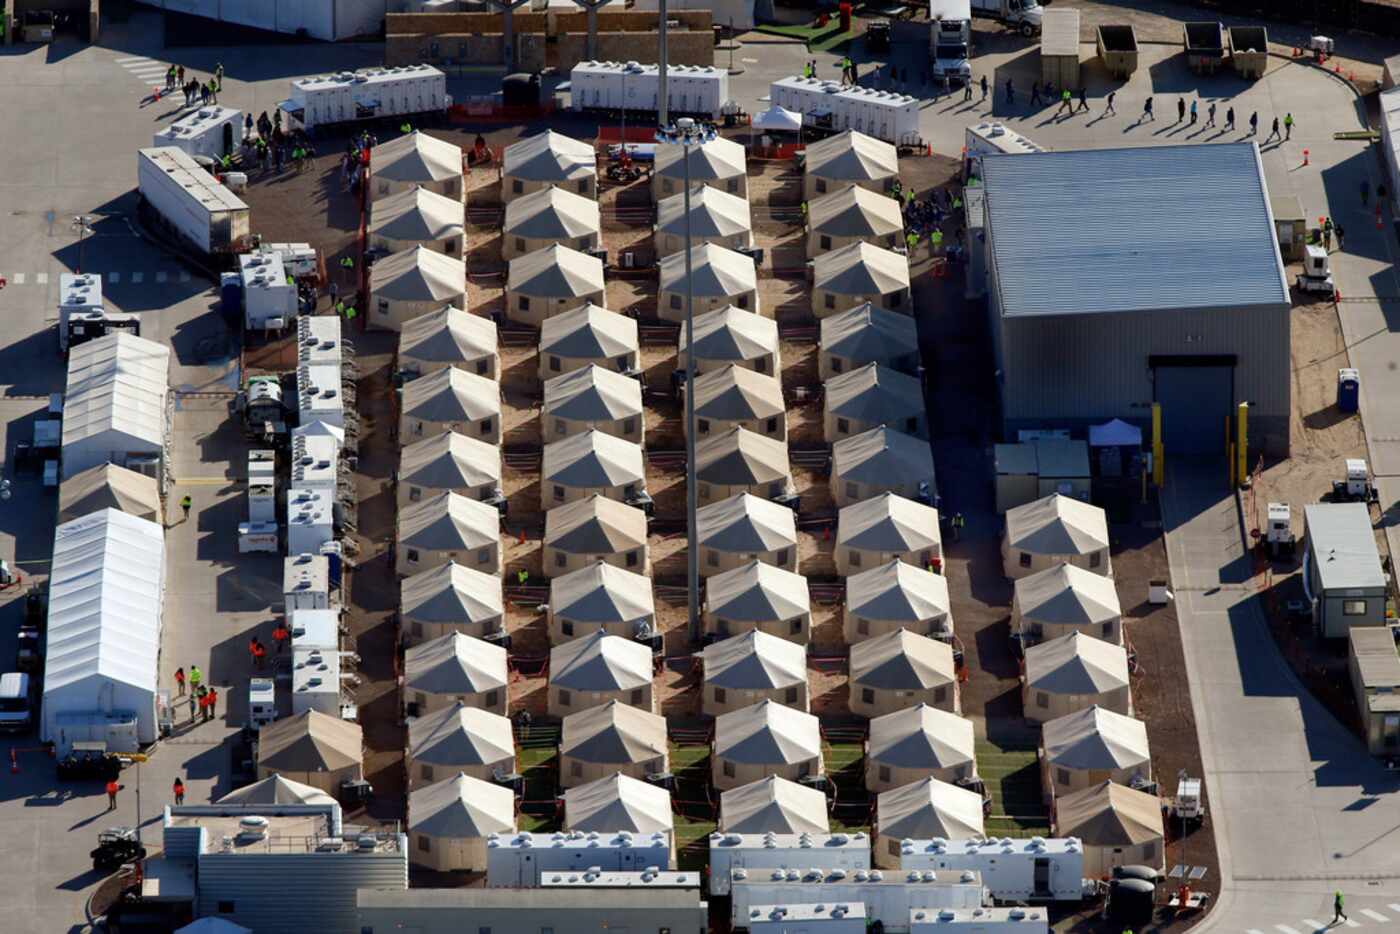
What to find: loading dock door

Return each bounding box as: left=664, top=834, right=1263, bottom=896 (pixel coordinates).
left=1155, top=364, right=1233, bottom=455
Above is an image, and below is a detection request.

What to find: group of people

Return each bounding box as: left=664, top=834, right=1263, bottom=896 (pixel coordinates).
left=172, top=663, right=217, bottom=724
left=239, top=112, right=316, bottom=175
left=164, top=62, right=223, bottom=108
left=836, top=55, right=859, bottom=85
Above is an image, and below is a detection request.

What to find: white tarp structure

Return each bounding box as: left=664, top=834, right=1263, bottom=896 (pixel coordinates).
left=549, top=561, right=656, bottom=644
left=370, top=245, right=467, bottom=331
left=560, top=699, right=669, bottom=787
left=680, top=305, right=780, bottom=376
left=697, top=492, right=799, bottom=575
left=1053, top=780, right=1165, bottom=875
left=720, top=774, right=830, bottom=834
left=543, top=495, right=650, bottom=574
left=399, top=430, right=502, bottom=508
left=398, top=306, right=499, bottom=378
left=408, top=702, right=515, bottom=787
left=400, top=366, right=503, bottom=444
left=541, top=430, right=646, bottom=508
left=564, top=773, right=674, bottom=835
left=1041, top=705, right=1151, bottom=797
left=503, top=186, right=601, bottom=259
left=216, top=774, right=336, bottom=806
left=712, top=699, right=822, bottom=789
left=654, top=136, right=749, bottom=199
left=865, top=704, right=976, bottom=790
left=702, top=629, right=809, bottom=715
left=848, top=629, right=958, bottom=719
left=824, top=362, right=927, bottom=442
left=655, top=185, right=754, bottom=257
left=42, top=509, right=166, bottom=747
left=1023, top=632, right=1132, bottom=723
left=831, top=426, right=937, bottom=507
left=812, top=242, right=911, bottom=315
left=61, top=333, right=170, bottom=481
left=137, top=0, right=387, bottom=44
left=804, top=130, right=899, bottom=199
left=836, top=492, right=941, bottom=577
left=1003, top=494, right=1111, bottom=579
left=369, top=185, right=465, bottom=254
left=659, top=243, right=760, bottom=320
left=507, top=243, right=607, bottom=327
left=372, top=131, right=464, bottom=200
left=808, top=186, right=904, bottom=255
left=256, top=710, right=363, bottom=792
left=1013, top=563, right=1123, bottom=646
left=703, top=559, right=812, bottom=643
left=539, top=303, right=639, bottom=378
left=819, top=302, right=919, bottom=379
left=753, top=105, right=803, bottom=133
left=502, top=130, right=598, bottom=201
left=543, top=365, right=645, bottom=443
left=845, top=559, right=952, bottom=643
left=397, top=491, right=502, bottom=577
left=408, top=772, right=517, bottom=872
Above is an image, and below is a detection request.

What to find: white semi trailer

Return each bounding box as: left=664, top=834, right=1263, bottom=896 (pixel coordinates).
left=137, top=147, right=249, bottom=255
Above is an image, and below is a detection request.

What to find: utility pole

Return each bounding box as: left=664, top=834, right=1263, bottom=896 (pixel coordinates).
left=487, top=0, right=532, bottom=74
left=658, top=0, right=668, bottom=126
left=571, top=0, right=614, bottom=61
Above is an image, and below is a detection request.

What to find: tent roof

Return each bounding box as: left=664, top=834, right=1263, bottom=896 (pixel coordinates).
left=401, top=366, right=501, bottom=423
left=877, top=777, right=985, bottom=840
left=720, top=775, right=829, bottom=834
left=400, top=430, right=501, bottom=490
left=62, top=333, right=169, bottom=454
left=409, top=772, right=516, bottom=837
left=216, top=774, right=337, bottom=806
left=543, top=429, right=646, bottom=488
left=848, top=629, right=955, bottom=691
left=1005, top=494, right=1109, bottom=556
left=1055, top=780, right=1163, bottom=846
left=657, top=185, right=753, bottom=239
left=409, top=702, right=515, bottom=766
left=58, top=464, right=160, bottom=524
left=838, top=492, right=939, bottom=553
left=1089, top=418, right=1143, bottom=447
left=398, top=491, right=500, bottom=552
left=714, top=700, right=821, bottom=764
left=504, top=185, right=601, bottom=240
left=1024, top=631, right=1130, bottom=694
left=539, top=303, right=639, bottom=359
left=697, top=492, right=798, bottom=553
left=693, top=364, right=785, bottom=421
left=681, top=305, right=778, bottom=363
left=405, top=631, right=509, bottom=696
left=258, top=710, right=362, bottom=773
left=370, top=245, right=466, bottom=302
left=503, top=130, right=597, bottom=182
left=867, top=704, right=975, bottom=770
left=44, top=509, right=164, bottom=696
left=373, top=131, right=462, bottom=183
left=832, top=426, right=935, bottom=488
left=369, top=185, right=465, bottom=243
left=705, top=559, right=811, bottom=622
left=820, top=302, right=918, bottom=364
left=401, top=562, right=504, bottom=624
left=508, top=243, right=606, bottom=297
left=561, top=699, right=667, bottom=764
left=696, top=426, right=790, bottom=487
left=544, top=365, right=644, bottom=422
left=659, top=243, right=757, bottom=297
left=655, top=136, right=747, bottom=181
left=809, top=185, right=904, bottom=237
left=549, top=630, right=653, bottom=692
left=1015, top=564, right=1121, bottom=626
left=825, top=362, right=924, bottom=423
left=703, top=630, right=807, bottom=690
left=564, top=773, right=674, bottom=834
left=551, top=561, right=655, bottom=625
left=546, top=495, right=649, bottom=554
left=847, top=559, right=950, bottom=622
left=805, top=130, right=898, bottom=182
left=813, top=241, right=910, bottom=295
left=752, top=105, right=803, bottom=132
left=1042, top=705, right=1150, bottom=771
left=400, top=306, right=497, bottom=365
left=177, top=920, right=252, bottom=934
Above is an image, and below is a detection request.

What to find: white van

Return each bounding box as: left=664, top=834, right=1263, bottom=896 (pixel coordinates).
left=0, top=673, right=34, bottom=732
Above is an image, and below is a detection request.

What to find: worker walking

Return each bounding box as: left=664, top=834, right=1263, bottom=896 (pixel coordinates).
left=1225, top=106, right=1235, bottom=130
left=172, top=777, right=185, bottom=806
left=188, top=664, right=202, bottom=693
left=1206, top=102, right=1216, bottom=127
left=177, top=65, right=185, bottom=86
left=214, top=62, right=224, bottom=91
left=1057, top=88, right=1072, bottom=115
left=272, top=621, right=290, bottom=654
left=1076, top=87, right=1089, bottom=113
left=1104, top=91, right=1115, bottom=115
left=1030, top=81, right=1042, bottom=106
left=980, top=74, right=988, bottom=100
left=963, top=78, right=972, bottom=102
left=1142, top=97, right=1154, bottom=122
left=180, top=495, right=192, bottom=520
left=1005, top=78, right=1014, bottom=104
left=1249, top=111, right=1259, bottom=135
left=207, top=688, right=219, bottom=722
left=1176, top=97, right=1185, bottom=122
left=952, top=512, right=965, bottom=542
left=517, top=568, right=530, bottom=586
left=174, top=666, right=186, bottom=696
left=1189, top=99, right=1197, bottom=124
left=248, top=637, right=266, bottom=670
left=1284, top=112, right=1294, bottom=139
left=1334, top=891, right=1347, bottom=924
left=106, top=779, right=121, bottom=811
left=187, top=692, right=198, bottom=724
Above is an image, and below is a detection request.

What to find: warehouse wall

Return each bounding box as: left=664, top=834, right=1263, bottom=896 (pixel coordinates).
left=557, top=31, right=713, bottom=70
left=990, top=286, right=1291, bottom=455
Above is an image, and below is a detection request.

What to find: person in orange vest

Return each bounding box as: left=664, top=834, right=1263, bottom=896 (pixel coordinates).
left=248, top=636, right=266, bottom=670
left=207, top=688, right=219, bottom=722
left=272, top=622, right=290, bottom=654
left=172, top=776, right=186, bottom=805
left=106, top=779, right=121, bottom=810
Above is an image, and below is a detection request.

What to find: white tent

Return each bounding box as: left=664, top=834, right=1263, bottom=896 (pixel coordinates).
left=702, top=629, right=809, bottom=715
left=408, top=772, right=516, bottom=871
left=697, top=492, right=799, bottom=576
left=679, top=305, right=781, bottom=377
left=719, top=774, right=830, bottom=834
left=397, top=491, right=502, bottom=577
left=560, top=699, right=669, bottom=787
left=703, top=559, right=812, bottom=643
left=541, top=429, right=647, bottom=508
left=58, top=463, right=161, bottom=525
left=848, top=629, right=958, bottom=718
left=695, top=426, right=794, bottom=507
left=1023, top=631, right=1132, bottom=723
left=42, top=509, right=165, bottom=748
left=712, top=699, right=822, bottom=789
left=544, top=495, right=650, bottom=575
left=753, top=105, right=803, bottom=133
left=216, top=774, right=336, bottom=806
left=655, top=185, right=754, bottom=257
left=503, top=185, right=601, bottom=259
left=808, top=186, right=904, bottom=256
left=836, top=492, right=942, bottom=577
left=659, top=243, right=760, bottom=320
left=830, top=426, right=937, bottom=507
left=368, top=185, right=465, bottom=255
left=548, top=630, right=655, bottom=715
left=824, top=362, right=927, bottom=442
left=812, top=242, right=911, bottom=316
left=1041, top=705, right=1151, bottom=797
left=819, top=303, right=920, bottom=379
left=372, top=131, right=463, bottom=201
left=865, top=704, right=976, bottom=791
left=804, top=130, right=899, bottom=200
left=399, top=305, right=499, bottom=379
left=256, top=710, right=363, bottom=792
left=690, top=364, right=787, bottom=441
left=1013, top=563, right=1123, bottom=646
left=369, top=245, right=467, bottom=332
left=1053, top=780, right=1164, bottom=875
left=874, top=777, right=985, bottom=867
left=399, top=430, right=502, bottom=508
left=845, top=559, right=953, bottom=643
left=549, top=561, right=656, bottom=644
left=400, top=366, right=503, bottom=444
left=408, top=702, right=516, bottom=787
left=400, top=562, right=506, bottom=644
left=654, top=136, right=749, bottom=199
left=404, top=631, right=509, bottom=715
left=61, top=333, right=169, bottom=481
left=507, top=243, right=607, bottom=328
left=1003, top=494, right=1111, bottom=579
left=543, top=364, right=645, bottom=443
left=502, top=130, right=597, bottom=201
left=539, top=303, right=640, bottom=379
left=564, top=772, right=674, bottom=835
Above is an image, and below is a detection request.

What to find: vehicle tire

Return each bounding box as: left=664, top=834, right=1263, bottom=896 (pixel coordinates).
left=1020, top=23, right=1035, bottom=38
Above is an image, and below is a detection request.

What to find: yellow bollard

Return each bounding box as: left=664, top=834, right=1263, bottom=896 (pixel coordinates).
left=1237, top=402, right=1249, bottom=488
left=1152, top=403, right=1165, bottom=487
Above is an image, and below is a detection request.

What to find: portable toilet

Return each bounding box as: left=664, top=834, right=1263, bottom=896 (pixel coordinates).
left=1337, top=368, right=1360, bottom=414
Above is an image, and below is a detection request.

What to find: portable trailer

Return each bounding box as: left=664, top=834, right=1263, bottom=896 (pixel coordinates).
left=570, top=61, right=736, bottom=122
left=748, top=902, right=867, bottom=934
left=540, top=869, right=700, bottom=889
left=279, top=65, right=449, bottom=132
left=729, top=867, right=986, bottom=933
left=486, top=830, right=675, bottom=887
left=770, top=77, right=920, bottom=145
left=709, top=832, right=873, bottom=896
left=240, top=252, right=297, bottom=333
left=1183, top=22, right=1225, bottom=74
left=1095, top=25, right=1139, bottom=78
left=910, top=906, right=1051, bottom=934
left=137, top=147, right=249, bottom=255
left=1228, top=26, right=1268, bottom=79
left=57, top=273, right=138, bottom=353
left=153, top=106, right=242, bottom=160
left=899, top=837, right=1087, bottom=902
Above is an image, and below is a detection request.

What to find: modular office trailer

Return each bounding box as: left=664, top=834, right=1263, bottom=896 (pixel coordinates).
left=486, top=830, right=674, bottom=887
left=899, top=837, right=1086, bottom=902
left=571, top=61, right=734, bottom=121
left=280, top=66, right=449, bottom=131
left=709, top=832, right=873, bottom=896
left=769, top=76, right=920, bottom=145
left=1303, top=503, right=1388, bottom=637
left=910, top=907, right=1051, bottom=934
left=729, top=868, right=985, bottom=932
left=137, top=147, right=249, bottom=255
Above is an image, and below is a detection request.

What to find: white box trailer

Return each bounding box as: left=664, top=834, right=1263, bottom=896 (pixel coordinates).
left=291, top=608, right=341, bottom=650
left=730, top=868, right=985, bottom=933
left=52, top=711, right=140, bottom=758
left=833, top=86, right=921, bottom=145
left=770, top=75, right=844, bottom=119
left=709, top=832, right=873, bottom=896
left=286, top=486, right=335, bottom=556
left=285, top=553, right=332, bottom=611
left=570, top=61, right=734, bottom=120
left=137, top=147, right=250, bottom=255
left=487, top=831, right=675, bottom=887
left=248, top=677, right=277, bottom=730
left=298, top=315, right=343, bottom=365
left=910, top=906, right=1050, bottom=934
left=58, top=273, right=103, bottom=352
left=262, top=242, right=319, bottom=278
left=240, top=252, right=297, bottom=332
left=539, top=870, right=701, bottom=889
left=153, top=106, right=243, bottom=160
left=281, top=66, right=448, bottom=131
left=748, top=902, right=867, bottom=934
left=899, top=837, right=1086, bottom=902
left=298, top=360, right=345, bottom=430
left=290, top=433, right=339, bottom=491
left=291, top=644, right=341, bottom=716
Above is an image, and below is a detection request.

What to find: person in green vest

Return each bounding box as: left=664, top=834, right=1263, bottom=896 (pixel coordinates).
left=929, top=229, right=944, bottom=253
left=905, top=231, right=919, bottom=253
left=401, top=121, right=413, bottom=134
left=335, top=301, right=345, bottom=317
left=1058, top=87, right=1072, bottom=116
left=344, top=305, right=357, bottom=321
left=339, top=256, right=355, bottom=270
left=180, top=495, right=192, bottom=519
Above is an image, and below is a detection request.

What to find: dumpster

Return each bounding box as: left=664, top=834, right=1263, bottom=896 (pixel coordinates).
left=1040, top=8, right=1081, bottom=88
left=1338, top=368, right=1360, bottom=414
left=1183, top=21, right=1224, bottom=75
left=1096, top=25, right=1138, bottom=79
left=1229, top=26, right=1268, bottom=79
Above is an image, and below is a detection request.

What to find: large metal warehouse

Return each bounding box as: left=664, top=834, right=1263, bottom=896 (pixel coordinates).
left=980, top=143, right=1291, bottom=455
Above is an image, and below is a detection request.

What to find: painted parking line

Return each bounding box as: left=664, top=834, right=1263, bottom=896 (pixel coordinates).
left=131, top=271, right=144, bottom=284
left=1360, top=911, right=1388, bottom=923
left=35, top=272, right=48, bottom=284
left=156, top=271, right=168, bottom=283
left=108, top=272, right=120, bottom=283
left=11, top=273, right=24, bottom=285
left=1344, top=920, right=1361, bottom=929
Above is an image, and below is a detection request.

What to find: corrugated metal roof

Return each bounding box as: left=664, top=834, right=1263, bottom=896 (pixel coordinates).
left=982, top=143, right=1288, bottom=318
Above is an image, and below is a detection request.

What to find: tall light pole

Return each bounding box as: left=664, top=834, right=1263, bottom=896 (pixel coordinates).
left=656, top=117, right=715, bottom=641
left=71, top=215, right=93, bottom=274
left=658, top=0, right=668, bottom=126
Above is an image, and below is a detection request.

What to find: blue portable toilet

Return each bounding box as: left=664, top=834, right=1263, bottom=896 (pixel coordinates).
left=219, top=272, right=243, bottom=326
left=1338, top=368, right=1360, bottom=413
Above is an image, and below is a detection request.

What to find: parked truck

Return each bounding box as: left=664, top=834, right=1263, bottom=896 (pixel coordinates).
left=1183, top=21, right=1225, bottom=75
left=1228, top=25, right=1268, bottom=79
left=930, top=0, right=973, bottom=84
left=1096, top=25, right=1139, bottom=78
left=970, top=0, right=1041, bottom=37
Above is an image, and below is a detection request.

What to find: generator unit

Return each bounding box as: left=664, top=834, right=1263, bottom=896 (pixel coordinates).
left=486, top=831, right=674, bottom=888
left=709, top=832, right=872, bottom=896
left=729, top=867, right=985, bottom=933
left=899, top=837, right=1086, bottom=902
left=285, top=553, right=331, bottom=611
left=240, top=252, right=297, bottom=332
left=909, top=906, right=1050, bottom=934
left=1266, top=503, right=1296, bottom=557
left=570, top=61, right=735, bottom=121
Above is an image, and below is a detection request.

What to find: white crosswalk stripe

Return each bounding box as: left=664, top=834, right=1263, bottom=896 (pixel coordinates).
left=1361, top=910, right=1389, bottom=923
left=1389, top=904, right=1400, bottom=914
left=1302, top=920, right=1325, bottom=932
left=1248, top=929, right=1268, bottom=934
left=107, top=272, right=120, bottom=284
left=1274, top=925, right=1302, bottom=934
left=178, top=270, right=190, bottom=282
left=131, top=272, right=144, bottom=284
left=1344, top=920, right=1361, bottom=929
left=116, top=55, right=152, bottom=63
left=34, top=272, right=48, bottom=285
left=156, top=271, right=168, bottom=283
left=12, top=273, right=25, bottom=285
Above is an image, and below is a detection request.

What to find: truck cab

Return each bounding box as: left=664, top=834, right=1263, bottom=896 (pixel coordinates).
left=0, top=673, right=35, bottom=733
left=930, top=0, right=974, bottom=82
left=971, top=0, right=1042, bottom=37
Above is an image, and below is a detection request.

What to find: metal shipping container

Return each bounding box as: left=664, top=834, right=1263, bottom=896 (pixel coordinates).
left=1040, top=8, right=1080, bottom=88
left=137, top=147, right=250, bottom=255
